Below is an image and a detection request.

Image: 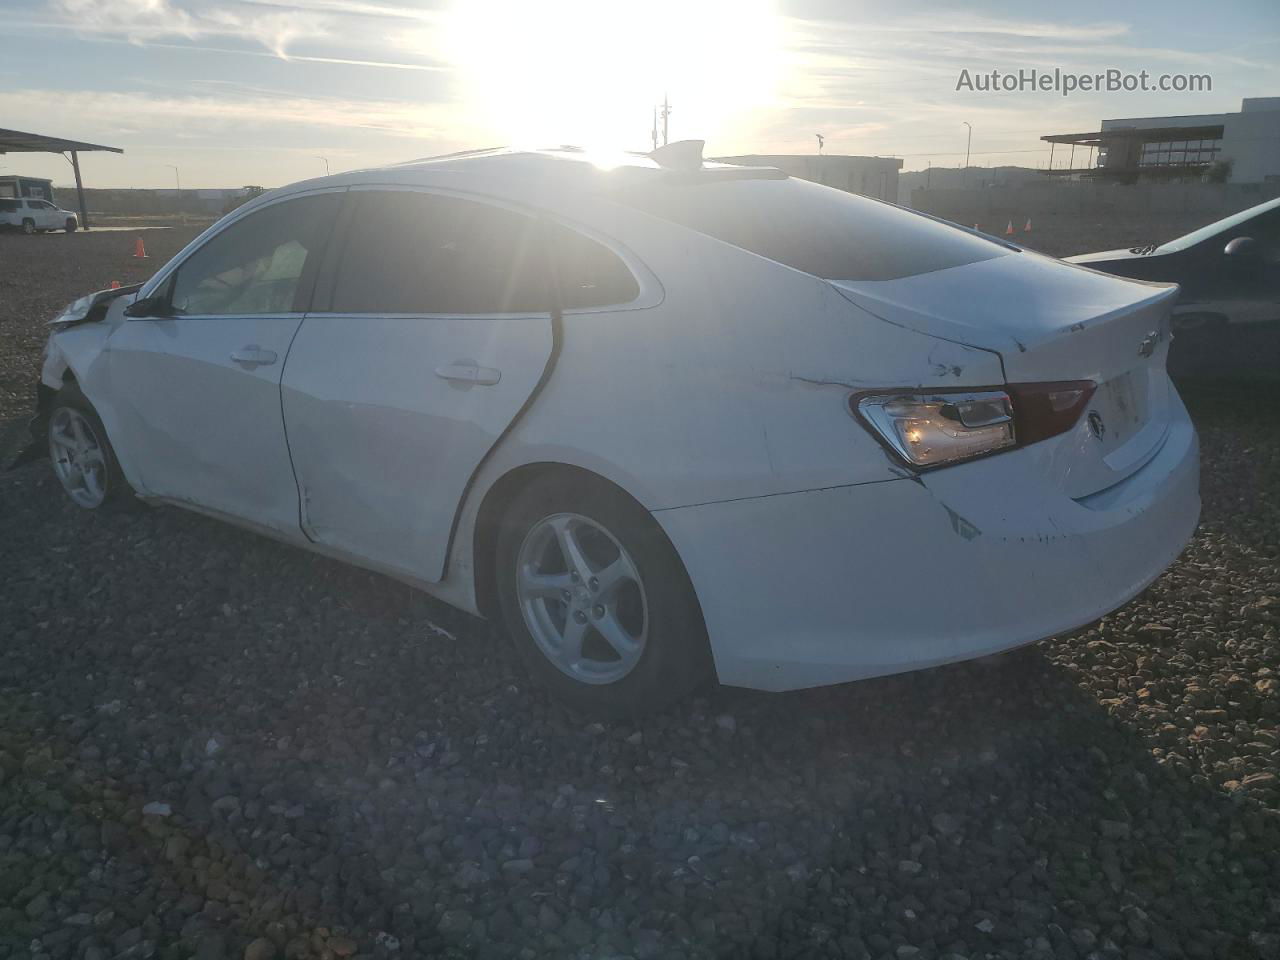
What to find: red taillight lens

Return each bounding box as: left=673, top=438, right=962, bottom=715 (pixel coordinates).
left=1007, top=380, right=1096, bottom=446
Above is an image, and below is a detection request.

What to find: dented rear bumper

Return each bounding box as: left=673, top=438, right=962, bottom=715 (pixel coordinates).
left=655, top=391, right=1199, bottom=691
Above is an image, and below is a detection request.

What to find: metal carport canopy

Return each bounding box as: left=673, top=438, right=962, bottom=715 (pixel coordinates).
left=0, top=127, right=124, bottom=231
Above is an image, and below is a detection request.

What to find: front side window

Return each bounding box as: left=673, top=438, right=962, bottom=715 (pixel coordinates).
left=329, top=191, right=548, bottom=314
left=168, top=193, right=340, bottom=316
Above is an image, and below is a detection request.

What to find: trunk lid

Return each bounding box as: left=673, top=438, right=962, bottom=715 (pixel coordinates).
left=830, top=249, right=1179, bottom=498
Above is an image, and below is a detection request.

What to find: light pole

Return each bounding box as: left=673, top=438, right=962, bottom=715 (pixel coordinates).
left=961, top=122, right=972, bottom=172
left=165, top=164, right=183, bottom=224
left=316, top=156, right=330, bottom=176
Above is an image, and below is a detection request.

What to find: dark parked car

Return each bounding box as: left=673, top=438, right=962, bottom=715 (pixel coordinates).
left=1068, top=197, right=1280, bottom=377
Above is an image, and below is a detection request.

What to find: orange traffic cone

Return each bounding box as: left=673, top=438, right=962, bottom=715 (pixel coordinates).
left=1005, top=220, right=1015, bottom=236
left=1024, top=218, right=1032, bottom=232
left=133, top=236, right=148, bottom=259
left=110, top=280, right=120, bottom=289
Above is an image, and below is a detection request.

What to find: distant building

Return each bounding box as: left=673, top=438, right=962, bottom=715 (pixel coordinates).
left=716, top=154, right=903, bottom=201
left=0, top=175, right=54, bottom=200
left=1042, top=97, right=1280, bottom=184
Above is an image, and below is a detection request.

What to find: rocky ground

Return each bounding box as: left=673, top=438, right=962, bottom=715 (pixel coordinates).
left=1, top=228, right=1278, bottom=960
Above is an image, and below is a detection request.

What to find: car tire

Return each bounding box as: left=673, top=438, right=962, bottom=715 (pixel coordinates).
left=495, top=473, right=712, bottom=717
left=47, top=383, right=136, bottom=511
left=65, top=219, right=77, bottom=233
left=21, top=218, right=35, bottom=235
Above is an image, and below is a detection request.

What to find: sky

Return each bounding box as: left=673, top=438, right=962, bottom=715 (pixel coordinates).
left=0, top=0, right=1276, bottom=189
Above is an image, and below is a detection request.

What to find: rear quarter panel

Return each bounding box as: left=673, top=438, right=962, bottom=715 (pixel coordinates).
left=442, top=200, right=1005, bottom=609
left=473, top=199, right=1007, bottom=509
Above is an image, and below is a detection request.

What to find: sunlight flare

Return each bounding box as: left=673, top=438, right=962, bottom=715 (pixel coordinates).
left=441, top=0, right=786, bottom=151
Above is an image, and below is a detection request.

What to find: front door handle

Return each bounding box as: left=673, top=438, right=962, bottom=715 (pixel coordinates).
left=230, top=345, right=278, bottom=367
left=435, top=361, right=502, bottom=386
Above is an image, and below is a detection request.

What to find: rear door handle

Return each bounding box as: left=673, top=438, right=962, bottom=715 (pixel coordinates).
left=230, top=345, right=278, bottom=367
left=435, top=361, right=502, bottom=386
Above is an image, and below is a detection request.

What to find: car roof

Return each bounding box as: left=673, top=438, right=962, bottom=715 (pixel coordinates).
left=256, top=145, right=788, bottom=214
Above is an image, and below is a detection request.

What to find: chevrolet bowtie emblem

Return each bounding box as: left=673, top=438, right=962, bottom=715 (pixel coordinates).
left=1138, top=330, right=1160, bottom=358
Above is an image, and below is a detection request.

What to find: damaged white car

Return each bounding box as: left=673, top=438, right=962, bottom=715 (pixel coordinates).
left=33, top=143, right=1200, bottom=714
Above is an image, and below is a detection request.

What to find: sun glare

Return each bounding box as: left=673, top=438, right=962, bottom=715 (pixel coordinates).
left=441, top=0, right=786, bottom=152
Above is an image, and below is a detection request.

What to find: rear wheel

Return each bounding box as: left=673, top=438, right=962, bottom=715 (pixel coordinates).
left=21, top=218, right=35, bottom=235
left=47, top=385, right=133, bottom=510
left=495, top=474, right=711, bottom=716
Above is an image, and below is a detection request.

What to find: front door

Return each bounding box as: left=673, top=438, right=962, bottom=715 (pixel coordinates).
left=27, top=200, right=57, bottom=229
left=281, top=188, right=556, bottom=581
left=105, top=190, right=343, bottom=537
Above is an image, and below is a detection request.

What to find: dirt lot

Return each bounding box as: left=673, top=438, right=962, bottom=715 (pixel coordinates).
left=1, top=228, right=1278, bottom=960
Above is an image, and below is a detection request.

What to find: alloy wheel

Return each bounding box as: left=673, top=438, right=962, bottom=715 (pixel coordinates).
left=49, top=407, right=109, bottom=508
left=515, top=512, right=649, bottom=684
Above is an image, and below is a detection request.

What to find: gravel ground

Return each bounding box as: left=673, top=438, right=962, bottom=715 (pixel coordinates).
left=2, top=228, right=1279, bottom=960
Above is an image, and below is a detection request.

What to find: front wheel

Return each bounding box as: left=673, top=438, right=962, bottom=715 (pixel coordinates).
left=495, top=474, right=711, bottom=717
left=47, top=385, right=133, bottom=510
left=21, top=218, right=35, bottom=235
left=65, top=218, right=77, bottom=233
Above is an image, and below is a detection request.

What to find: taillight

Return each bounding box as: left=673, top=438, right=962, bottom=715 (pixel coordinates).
left=1007, top=380, right=1096, bottom=446
left=852, top=380, right=1095, bottom=470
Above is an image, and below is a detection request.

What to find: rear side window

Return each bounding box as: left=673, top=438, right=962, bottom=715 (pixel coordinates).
left=328, top=191, right=549, bottom=314
left=616, top=176, right=1009, bottom=281
left=169, top=193, right=340, bottom=315
left=545, top=222, right=639, bottom=309
left=0, top=199, right=19, bottom=212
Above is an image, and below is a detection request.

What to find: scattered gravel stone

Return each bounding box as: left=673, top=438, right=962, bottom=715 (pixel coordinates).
left=437, top=910, right=472, bottom=939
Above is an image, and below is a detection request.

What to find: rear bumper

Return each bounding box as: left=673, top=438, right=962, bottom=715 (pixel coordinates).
left=656, top=392, right=1200, bottom=691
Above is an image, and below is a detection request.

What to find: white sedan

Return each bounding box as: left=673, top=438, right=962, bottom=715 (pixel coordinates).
left=34, top=144, right=1200, bottom=714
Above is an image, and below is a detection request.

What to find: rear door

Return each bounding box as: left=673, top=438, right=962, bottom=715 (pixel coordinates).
left=105, top=190, right=342, bottom=536
left=280, top=187, right=555, bottom=581
left=24, top=200, right=48, bottom=228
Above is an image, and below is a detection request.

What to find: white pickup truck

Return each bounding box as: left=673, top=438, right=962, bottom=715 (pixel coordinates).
left=0, top=197, right=78, bottom=234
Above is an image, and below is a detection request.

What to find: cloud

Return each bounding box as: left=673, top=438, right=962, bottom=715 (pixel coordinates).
left=0, top=86, right=469, bottom=144
left=238, top=0, right=445, bottom=23
left=50, top=0, right=330, bottom=57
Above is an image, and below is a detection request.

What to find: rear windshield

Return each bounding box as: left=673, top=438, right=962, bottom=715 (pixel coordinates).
left=615, top=176, right=1009, bottom=281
